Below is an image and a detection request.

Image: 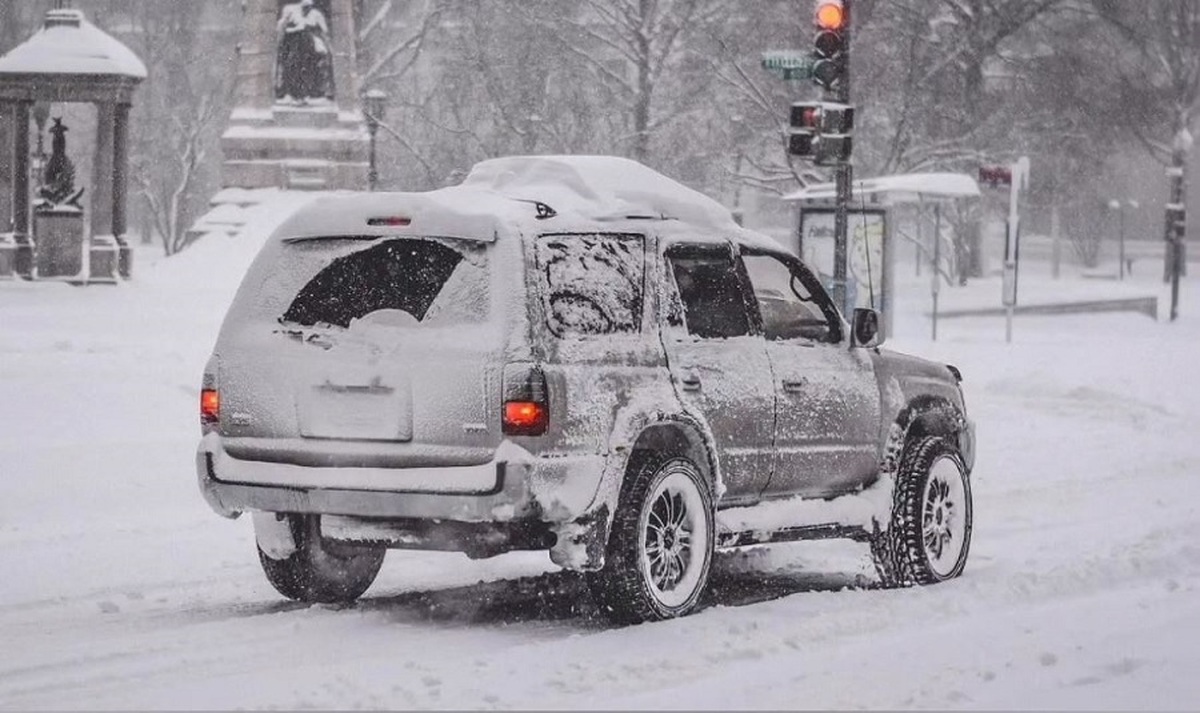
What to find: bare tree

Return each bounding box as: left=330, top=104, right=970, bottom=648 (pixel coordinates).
left=523, top=0, right=732, bottom=167
left=1092, top=0, right=1198, bottom=282
left=136, top=93, right=222, bottom=255
left=83, top=0, right=237, bottom=254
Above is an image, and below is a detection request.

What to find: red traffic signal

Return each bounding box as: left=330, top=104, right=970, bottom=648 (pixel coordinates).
left=788, top=102, right=854, bottom=166
left=812, top=1, right=847, bottom=91
left=790, top=101, right=854, bottom=133
left=815, top=1, right=846, bottom=30
left=790, top=103, right=821, bottom=130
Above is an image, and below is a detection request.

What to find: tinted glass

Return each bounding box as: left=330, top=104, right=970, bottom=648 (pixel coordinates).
left=535, top=233, right=644, bottom=337
left=668, top=251, right=751, bottom=339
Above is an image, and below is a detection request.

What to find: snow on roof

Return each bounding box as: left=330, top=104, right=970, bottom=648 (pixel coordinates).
left=464, top=155, right=741, bottom=231
left=270, top=187, right=517, bottom=243
left=0, top=10, right=147, bottom=80
left=271, top=156, right=749, bottom=243
left=783, top=172, right=981, bottom=204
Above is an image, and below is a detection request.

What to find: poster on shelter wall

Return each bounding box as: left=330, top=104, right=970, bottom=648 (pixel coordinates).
left=798, top=208, right=886, bottom=312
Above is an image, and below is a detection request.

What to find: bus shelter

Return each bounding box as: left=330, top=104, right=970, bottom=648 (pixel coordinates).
left=784, top=172, right=981, bottom=339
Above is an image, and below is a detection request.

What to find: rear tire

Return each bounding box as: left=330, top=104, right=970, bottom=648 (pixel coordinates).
left=587, top=452, right=714, bottom=624
left=257, top=514, right=385, bottom=604
left=871, top=435, right=973, bottom=588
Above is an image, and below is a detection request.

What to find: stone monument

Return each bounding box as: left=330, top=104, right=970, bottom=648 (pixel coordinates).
left=220, top=0, right=369, bottom=191
left=33, top=117, right=87, bottom=279
left=0, top=8, right=145, bottom=282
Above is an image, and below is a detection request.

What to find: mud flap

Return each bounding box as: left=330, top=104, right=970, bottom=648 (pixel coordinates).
left=253, top=512, right=298, bottom=560
left=549, top=504, right=610, bottom=572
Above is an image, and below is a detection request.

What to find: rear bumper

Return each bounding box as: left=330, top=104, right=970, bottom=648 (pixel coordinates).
left=196, top=433, right=606, bottom=524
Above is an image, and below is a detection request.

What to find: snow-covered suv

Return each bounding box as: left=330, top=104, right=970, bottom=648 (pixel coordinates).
left=196, top=156, right=975, bottom=623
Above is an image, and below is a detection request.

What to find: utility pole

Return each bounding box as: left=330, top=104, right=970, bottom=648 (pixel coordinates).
left=774, top=0, right=854, bottom=313
left=831, top=0, right=852, bottom=317
left=1165, top=127, right=1191, bottom=322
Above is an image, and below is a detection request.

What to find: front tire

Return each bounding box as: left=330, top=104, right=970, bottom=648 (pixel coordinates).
left=871, top=435, right=973, bottom=587
left=256, top=514, right=385, bottom=604
left=587, top=452, right=715, bottom=624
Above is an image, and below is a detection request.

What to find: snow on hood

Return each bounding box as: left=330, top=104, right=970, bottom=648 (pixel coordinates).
left=0, top=10, right=148, bottom=79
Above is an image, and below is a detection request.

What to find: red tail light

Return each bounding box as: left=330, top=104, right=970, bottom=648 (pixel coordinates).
left=504, top=401, right=547, bottom=433
left=502, top=365, right=549, bottom=436
left=200, top=388, right=220, bottom=426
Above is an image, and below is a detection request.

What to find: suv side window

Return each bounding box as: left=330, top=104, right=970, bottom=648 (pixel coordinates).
left=535, top=233, right=645, bottom=337
left=742, top=251, right=842, bottom=343
left=666, top=245, right=753, bottom=339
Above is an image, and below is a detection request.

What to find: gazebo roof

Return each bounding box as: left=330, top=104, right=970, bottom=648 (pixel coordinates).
left=0, top=9, right=146, bottom=103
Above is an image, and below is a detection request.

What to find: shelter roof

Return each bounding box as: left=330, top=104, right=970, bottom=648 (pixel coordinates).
left=0, top=9, right=146, bottom=102
left=783, top=172, right=981, bottom=205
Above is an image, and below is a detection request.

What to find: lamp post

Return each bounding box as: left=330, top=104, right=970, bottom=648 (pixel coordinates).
left=363, top=89, right=388, bottom=192
left=1107, top=198, right=1140, bottom=280
left=31, top=101, right=50, bottom=198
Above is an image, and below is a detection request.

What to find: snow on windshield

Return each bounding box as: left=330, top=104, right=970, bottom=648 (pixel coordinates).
left=534, top=233, right=644, bottom=337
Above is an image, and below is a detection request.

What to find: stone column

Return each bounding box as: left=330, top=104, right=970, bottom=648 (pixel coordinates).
left=113, top=101, right=131, bottom=278
left=0, top=103, right=13, bottom=278
left=234, top=0, right=279, bottom=112
left=89, top=101, right=117, bottom=281
left=330, top=0, right=361, bottom=113
left=0, top=104, right=11, bottom=232
left=13, top=99, right=31, bottom=278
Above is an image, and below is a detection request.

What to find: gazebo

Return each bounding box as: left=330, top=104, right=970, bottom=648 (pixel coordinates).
left=0, top=7, right=146, bottom=282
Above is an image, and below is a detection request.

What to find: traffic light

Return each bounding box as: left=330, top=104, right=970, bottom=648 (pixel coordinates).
left=788, top=101, right=854, bottom=166
left=812, top=0, right=847, bottom=91
left=1166, top=204, right=1186, bottom=240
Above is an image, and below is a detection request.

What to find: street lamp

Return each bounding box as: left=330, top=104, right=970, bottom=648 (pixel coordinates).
left=363, top=89, right=388, bottom=192
left=1107, top=198, right=1140, bottom=280
left=31, top=102, right=50, bottom=195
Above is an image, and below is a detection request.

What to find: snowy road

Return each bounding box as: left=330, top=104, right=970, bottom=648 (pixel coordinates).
left=2, top=247, right=1198, bottom=709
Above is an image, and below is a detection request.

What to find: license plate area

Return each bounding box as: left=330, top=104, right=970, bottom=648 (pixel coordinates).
left=297, top=378, right=413, bottom=441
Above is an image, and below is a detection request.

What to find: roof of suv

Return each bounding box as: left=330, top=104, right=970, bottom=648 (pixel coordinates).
left=269, top=155, right=781, bottom=252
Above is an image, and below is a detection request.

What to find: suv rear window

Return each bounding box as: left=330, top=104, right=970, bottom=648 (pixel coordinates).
left=230, top=237, right=489, bottom=331
left=534, top=233, right=644, bottom=337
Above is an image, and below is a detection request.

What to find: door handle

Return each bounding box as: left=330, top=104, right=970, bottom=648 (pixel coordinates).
left=782, top=379, right=807, bottom=393
left=680, top=374, right=702, bottom=391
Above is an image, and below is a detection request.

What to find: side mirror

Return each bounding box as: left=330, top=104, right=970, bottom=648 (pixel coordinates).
left=851, top=308, right=883, bottom=348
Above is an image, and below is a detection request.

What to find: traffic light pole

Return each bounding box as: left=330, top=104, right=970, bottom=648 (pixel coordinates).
left=831, top=0, right=852, bottom=317
left=1165, top=138, right=1187, bottom=322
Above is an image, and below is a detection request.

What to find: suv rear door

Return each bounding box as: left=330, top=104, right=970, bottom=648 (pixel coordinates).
left=660, top=242, right=774, bottom=504
left=216, top=235, right=505, bottom=469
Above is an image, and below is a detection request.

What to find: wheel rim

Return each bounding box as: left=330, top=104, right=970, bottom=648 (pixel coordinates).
left=638, top=463, right=709, bottom=609
left=921, top=456, right=968, bottom=578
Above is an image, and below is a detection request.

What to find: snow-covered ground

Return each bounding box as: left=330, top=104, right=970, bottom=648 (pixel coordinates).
left=1, top=207, right=1198, bottom=709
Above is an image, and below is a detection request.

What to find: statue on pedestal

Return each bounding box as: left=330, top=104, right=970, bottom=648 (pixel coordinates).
left=37, top=118, right=84, bottom=210
left=274, top=0, right=335, bottom=105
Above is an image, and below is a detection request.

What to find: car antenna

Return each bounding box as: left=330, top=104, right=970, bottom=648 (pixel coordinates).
left=860, top=192, right=877, bottom=311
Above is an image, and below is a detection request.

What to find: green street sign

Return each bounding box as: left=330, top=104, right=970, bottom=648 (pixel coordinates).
left=761, top=51, right=816, bottom=80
